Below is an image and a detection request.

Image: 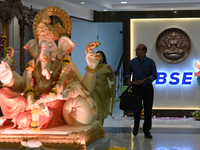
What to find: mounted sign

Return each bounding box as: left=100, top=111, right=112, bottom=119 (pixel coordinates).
left=155, top=72, right=193, bottom=85
left=155, top=61, right=200, bottom=85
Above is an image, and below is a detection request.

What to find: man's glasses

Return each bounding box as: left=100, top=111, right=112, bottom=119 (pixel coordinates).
left=135, top=48, right=143, bottom=51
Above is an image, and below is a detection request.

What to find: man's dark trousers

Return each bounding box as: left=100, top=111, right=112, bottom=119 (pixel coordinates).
left=133, top=83, right=154, bottom=134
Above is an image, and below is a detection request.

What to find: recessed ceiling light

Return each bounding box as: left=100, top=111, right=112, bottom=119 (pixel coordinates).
left=103, top=9, right=107, bottom=11
left=171, top=8, right=173, bottom=10
left=81, top=2, right=85, bottom=5
left=121, top=1, right=127, bottom=4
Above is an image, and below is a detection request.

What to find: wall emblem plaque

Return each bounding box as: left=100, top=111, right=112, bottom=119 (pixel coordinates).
left=155, top=28, right=192, bottom=64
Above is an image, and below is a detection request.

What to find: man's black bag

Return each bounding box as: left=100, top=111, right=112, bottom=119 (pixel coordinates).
left=119, top=85, right=140, bottom=111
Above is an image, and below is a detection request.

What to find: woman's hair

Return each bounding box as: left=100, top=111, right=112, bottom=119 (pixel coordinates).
left=96, top=51, right=107, bottom=64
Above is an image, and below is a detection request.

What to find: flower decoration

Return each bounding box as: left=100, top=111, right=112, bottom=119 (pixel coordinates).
left=1, top=35, right=7, bottom=41
left=31, top=108, right=41, bottom=132
left=191, top=110, right=200, bottom=117
left=194, top=61, right=200, bottom=86
left=0, top=35, right=6, bottom=53
left=108, top=146, right=127, bottom=150
left=141, top=108, right=144, bottom=119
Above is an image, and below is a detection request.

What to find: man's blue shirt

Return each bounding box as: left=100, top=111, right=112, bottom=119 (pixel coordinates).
left=126, top=56, right=157, bottom=85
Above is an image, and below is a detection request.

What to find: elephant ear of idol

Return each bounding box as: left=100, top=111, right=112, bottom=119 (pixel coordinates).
left=57, top=36, right=75, bottom=60
left=24, top=39, right=40, bottom=60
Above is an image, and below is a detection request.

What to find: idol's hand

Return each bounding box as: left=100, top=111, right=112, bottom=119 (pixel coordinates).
left=61, top=88, right=74, bottom=99
left=0, top=61, right=13, bottom=85
left=86, top=50, right=100, bottom=69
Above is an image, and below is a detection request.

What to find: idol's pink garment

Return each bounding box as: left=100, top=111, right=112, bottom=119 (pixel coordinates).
left=0, top=87, right=66, bottom=129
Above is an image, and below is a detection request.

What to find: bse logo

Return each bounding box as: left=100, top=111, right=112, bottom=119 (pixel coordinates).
left=155, top=72, right=193, bottom=85
left=155, top=61, right=200, bottom=85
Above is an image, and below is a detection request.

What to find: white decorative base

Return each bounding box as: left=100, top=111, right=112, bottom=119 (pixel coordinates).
left=0, top=121, right=107, bottom=150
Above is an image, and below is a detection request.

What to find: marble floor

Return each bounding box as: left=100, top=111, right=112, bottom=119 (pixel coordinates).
left=103, top=101, right=200, bottom=150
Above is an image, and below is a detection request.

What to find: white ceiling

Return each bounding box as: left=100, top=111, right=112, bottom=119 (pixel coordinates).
left=62, top=0, right=200, bottom=12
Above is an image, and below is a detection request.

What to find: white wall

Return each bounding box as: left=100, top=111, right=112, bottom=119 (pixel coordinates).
left=131, top=18, right=200, bottom=110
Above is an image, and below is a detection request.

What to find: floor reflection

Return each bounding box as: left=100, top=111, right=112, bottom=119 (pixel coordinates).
left=103, top=101, right=200, bottom=150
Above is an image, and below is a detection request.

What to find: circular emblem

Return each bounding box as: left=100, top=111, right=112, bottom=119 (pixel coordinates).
left=155, top=28, right=192, bottom=64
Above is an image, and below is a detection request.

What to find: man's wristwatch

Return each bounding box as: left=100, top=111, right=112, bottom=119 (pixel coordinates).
left=143, top=78, right=146, bottom=82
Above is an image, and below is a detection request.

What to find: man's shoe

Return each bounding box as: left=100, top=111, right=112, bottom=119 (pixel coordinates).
left=133, top=128, right=138, bottom=136
left=144, top=133, right=153, bottom=139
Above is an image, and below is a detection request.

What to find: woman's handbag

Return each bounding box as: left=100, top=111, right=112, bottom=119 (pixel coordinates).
left=119, top=85, right=140, bottom=111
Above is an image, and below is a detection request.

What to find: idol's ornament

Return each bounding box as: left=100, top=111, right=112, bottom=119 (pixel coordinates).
left=194, top=61, right=200, bottom=86
left=0, top=6, right=105, bottom=150
left=155, top=28, right=192, bottom=64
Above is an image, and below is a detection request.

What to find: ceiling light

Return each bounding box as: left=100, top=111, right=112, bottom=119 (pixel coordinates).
left=81, top=2, right=85, bottom=5
left=121, top=1, right=127, bottom=4
left=103, top=9, right=107, bottom=11
left=171, top=8, right=173, bottom=10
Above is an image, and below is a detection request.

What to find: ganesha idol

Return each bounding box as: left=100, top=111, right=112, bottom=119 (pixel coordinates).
left=0, top=6, right=101, bottom=132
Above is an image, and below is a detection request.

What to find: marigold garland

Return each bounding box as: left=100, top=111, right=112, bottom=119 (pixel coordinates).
left=50, top=87, right=59, bottom=98
left=63, top=55, right=71, bottom=65
left=31, top=108, right=41, bottom=114
left=31, top=108, right=41, bottom=133
left=1, top=35, right=7, bottom=41
left=31, top=128, right=40, bottom=133
left=108, top=146, right=127, bottom=150
left=31, top=121, right=40, bottom=127
left=24, top=87, right=34, bottom=95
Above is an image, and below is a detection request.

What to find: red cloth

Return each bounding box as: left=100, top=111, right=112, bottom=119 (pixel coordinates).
left=0, top=87, right=66, bottom=129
